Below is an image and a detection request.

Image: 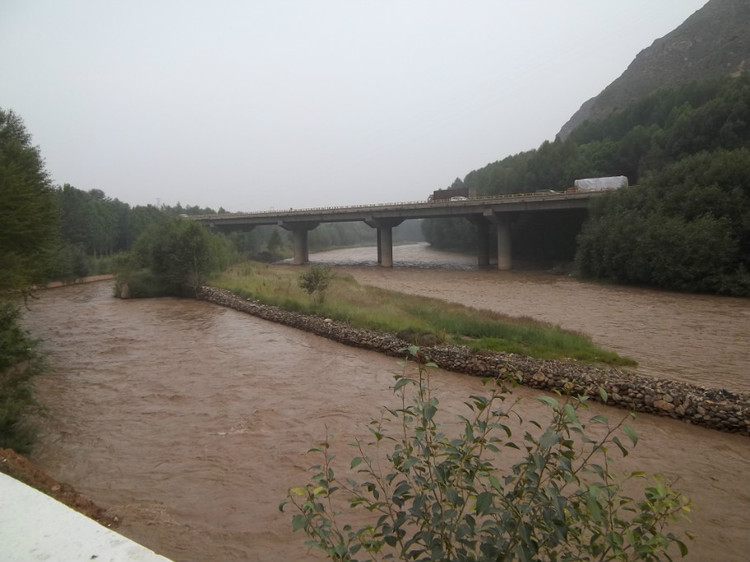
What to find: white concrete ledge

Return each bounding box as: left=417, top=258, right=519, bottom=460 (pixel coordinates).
left=0, top=472, right=171, bottom=561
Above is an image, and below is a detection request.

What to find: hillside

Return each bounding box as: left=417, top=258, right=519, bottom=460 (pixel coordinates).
left=557, top=0, right=750, bottom=139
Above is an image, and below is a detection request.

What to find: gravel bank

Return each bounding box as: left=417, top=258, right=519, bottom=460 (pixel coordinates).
left=200, top=286, right=750, bottom=435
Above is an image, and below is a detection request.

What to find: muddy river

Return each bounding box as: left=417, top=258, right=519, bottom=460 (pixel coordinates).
left=21, top=245, right=750, bottom=561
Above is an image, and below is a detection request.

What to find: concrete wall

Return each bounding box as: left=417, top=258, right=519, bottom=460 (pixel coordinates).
left=0, top=473, right=171, bottom=561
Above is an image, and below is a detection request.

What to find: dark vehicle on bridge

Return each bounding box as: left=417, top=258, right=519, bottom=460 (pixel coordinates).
left=428, top=186, right=475, bottom=201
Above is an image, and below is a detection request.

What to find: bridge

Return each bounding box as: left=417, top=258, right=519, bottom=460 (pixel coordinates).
left=194, top=191, right=603, bottom=269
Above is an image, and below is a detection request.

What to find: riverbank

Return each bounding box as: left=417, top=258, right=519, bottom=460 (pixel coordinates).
left=200, top=285, right=750, bottom=435
left=41, top=274, right=115, bottom=289
left=0, top=448, right=119, bottom=527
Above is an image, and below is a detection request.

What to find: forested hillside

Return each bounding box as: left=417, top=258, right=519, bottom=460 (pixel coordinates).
left=423, top=75, right=750, bottom=295
left=457, top=75, right=749, bottom=196
left=558, top=0, right=750, bottom=139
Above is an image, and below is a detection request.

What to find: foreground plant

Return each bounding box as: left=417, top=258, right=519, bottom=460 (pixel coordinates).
left=281, top=347, right=691, bottom=561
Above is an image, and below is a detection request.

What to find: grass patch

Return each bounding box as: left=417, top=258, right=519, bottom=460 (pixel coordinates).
left=210, top=262, right=636, bottom=366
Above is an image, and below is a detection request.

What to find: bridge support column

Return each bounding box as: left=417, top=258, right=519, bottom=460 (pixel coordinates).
left=365, top=218, right=404, bottom=267
left=468, top=217, right=491, bottom=267
left=280, top=221, right=319, bottom=265
left=495, top=219, right=512, bottom=271
left=292, top=230, right=309, bottom=265
left=378, top=227, right=393, bottom=267
left=483, top=212, right=512, bottom=270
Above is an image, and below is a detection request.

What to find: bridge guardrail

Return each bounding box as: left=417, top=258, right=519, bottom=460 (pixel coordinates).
left=191, top=190, right=590, bottom=220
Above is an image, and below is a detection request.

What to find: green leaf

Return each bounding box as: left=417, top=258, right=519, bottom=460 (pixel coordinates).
left=423, top=403, right=437, bottom=421
left=539, top=428, right=561, bottom=450
left=393, top=377, right=411, bottom=392
left=350, top=457, right=363, bottom=469
left=475, top=491, right=493, bottom=515
left=489, top=474, right=503, bottom=492
left=537, top=395, right=559, bottom=408
left=623, top=424, right=638, bottom=447
left=587, top=495, right=603, bottom=522
left=292, top=514, right=307, bottom=531
left=612, top=435, right=629, bottom=457
left=563, top=403, right=579, bottom=424
left=598, top=387, right=608, bottom=403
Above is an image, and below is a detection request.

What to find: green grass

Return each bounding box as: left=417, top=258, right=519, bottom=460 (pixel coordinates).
left=210, top=262, right=636, bottom=366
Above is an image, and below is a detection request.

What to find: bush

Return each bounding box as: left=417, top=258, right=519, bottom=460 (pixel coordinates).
left=0, top=302, right=44, bottom=453
left=114, top=269, right=169, bottom=298
left=282, top=348, right=691, bottom=561
left=298, top=265, right=333, bottom=304
left=119, top=217, right=235, bottom=297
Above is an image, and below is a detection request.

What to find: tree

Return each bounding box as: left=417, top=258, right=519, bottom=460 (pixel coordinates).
left=0, top=108, right=59, bottom=295
left=125, top=217, right=234, bottom=297
left=0, top=108, right=57, bottom=452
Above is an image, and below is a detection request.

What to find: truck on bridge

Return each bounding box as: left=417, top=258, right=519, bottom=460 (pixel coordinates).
left=428, top=186, right=476, bottom=201
left=569, top=176, right=629, bottom=192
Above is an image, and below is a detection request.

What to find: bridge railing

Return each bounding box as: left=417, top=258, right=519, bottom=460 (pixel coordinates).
left=191, top=190, right=589, bottom=219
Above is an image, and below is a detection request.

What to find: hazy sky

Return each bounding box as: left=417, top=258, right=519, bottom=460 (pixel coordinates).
left=2, top=1, right=707, bottom=212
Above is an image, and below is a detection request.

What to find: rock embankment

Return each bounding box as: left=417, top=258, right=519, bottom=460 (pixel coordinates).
left=200, top=286, right=750, bottom=436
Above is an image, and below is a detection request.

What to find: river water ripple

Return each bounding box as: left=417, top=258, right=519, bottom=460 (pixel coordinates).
left=21, top=247, right=750, bottom=561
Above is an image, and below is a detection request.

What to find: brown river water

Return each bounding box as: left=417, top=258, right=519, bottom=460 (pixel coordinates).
left=21, top=244, right=750, bottom=561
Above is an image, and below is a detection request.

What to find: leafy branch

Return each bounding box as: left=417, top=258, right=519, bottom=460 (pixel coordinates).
left=281, top=347, right=692, bottom=561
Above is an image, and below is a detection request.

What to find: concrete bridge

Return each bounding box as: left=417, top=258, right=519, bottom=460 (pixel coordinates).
left=194, top=191, right=601, bottom=269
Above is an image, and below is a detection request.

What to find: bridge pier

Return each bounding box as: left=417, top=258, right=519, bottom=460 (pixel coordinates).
left=482, top=212, right=512, bottom=270
left=292, top=230, right=309, bottom=265
left=365, top=218, right=404, bottom=267
left=496, top=219, right=512, bottom=270
left=468, top=216, right=491, bottom=267
left=280, top=221, right=319, bottom=265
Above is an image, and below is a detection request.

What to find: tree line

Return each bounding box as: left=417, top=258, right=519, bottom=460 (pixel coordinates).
left=422, top=74, right=750, bottom=295
left=43, top=182, right=425, bottom=283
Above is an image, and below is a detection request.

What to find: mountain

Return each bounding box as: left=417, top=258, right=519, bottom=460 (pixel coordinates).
left=557, top=0, right=750, bottom=140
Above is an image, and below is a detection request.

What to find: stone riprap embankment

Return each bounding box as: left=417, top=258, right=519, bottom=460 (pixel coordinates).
left=200, top=286, right=750, bottom=436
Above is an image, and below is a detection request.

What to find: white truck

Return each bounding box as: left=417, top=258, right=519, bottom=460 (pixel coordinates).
left=572, top=176, right=629, bottom=191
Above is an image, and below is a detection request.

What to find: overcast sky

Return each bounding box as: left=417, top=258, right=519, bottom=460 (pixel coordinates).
left=2, top=1, right=708, bottom=212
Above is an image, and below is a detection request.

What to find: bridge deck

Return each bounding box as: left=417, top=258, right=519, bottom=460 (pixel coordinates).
left=193, top=191, right=600, bottom=229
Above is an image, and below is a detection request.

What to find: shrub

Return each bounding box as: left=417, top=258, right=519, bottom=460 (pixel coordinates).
left=0, top=302, right=44, bottom=453
left=119, top=217, right=234, bottom=297
left=282, top=348, right=691, bottom=561
left=298, top=265, right=333, bottom=304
